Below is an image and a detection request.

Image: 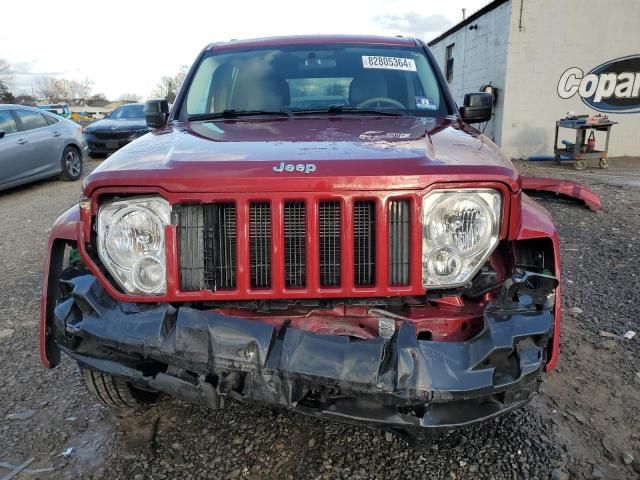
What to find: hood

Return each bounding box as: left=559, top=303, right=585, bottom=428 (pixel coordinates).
left=84, top=116, right=518, bottom=195
left=86, top=118, right=148, bottom=132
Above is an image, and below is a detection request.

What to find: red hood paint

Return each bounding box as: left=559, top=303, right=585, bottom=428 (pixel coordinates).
left=83, top=116, right=519, bottom=195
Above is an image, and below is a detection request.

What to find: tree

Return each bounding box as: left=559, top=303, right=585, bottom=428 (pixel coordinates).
left=0, top=58, right=14, bottom=102
left=0, top=80, right=14, bottom=103
left=119, top=93, right=142, bottom=103
left=0, top=58, right=10, bottom=78
left=176, top=65, right=188, bottom=85
left=34, top=76, right=64, bottom=103
left=13, top=94, right=36, bottom=106
left=34, top=76, right=94, bottom=104
left=152, top=65, right=189, bottom=103
left=152, top=76, right=178, bottom=102
left=76, top=77, right=94, bottom=105
left=87, top=93, right=109, bottom=107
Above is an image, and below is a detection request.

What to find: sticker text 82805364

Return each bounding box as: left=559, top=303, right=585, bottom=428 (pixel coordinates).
left=362, top=56, right=417, bottom=72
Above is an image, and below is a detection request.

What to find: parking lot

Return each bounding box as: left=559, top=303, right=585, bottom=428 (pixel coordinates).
left=0, top=157, right=637, bottom=479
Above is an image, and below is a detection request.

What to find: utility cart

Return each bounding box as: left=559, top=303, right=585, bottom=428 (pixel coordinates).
left=554, top=116, right=617, bottom=170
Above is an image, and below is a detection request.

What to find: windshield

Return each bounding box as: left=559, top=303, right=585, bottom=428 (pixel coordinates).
left=182, top=44, right=450, bottom=118
left=109, top=104, right=144, bottom=119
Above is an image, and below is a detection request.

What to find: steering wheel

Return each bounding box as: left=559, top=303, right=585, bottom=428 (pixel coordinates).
left=357, top=97, right=406, bottom=110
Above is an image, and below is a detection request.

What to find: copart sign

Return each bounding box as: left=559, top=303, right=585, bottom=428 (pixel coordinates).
left=558, top=54, right=640, bottom=114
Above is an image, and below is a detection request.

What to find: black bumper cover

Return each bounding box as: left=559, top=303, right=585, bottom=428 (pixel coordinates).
left=52, top=274, right=555, bottom=442
left=84, top=133, right=139, bottom=154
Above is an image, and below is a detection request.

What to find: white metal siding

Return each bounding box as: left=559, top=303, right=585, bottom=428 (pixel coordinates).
left=430, top=1, right=512, bottom=144
left=500, top=0, right=640, bottom=158
left=429, top=0, right=640, bottom=158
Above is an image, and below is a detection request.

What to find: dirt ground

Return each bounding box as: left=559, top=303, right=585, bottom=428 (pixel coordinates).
left=0, top=157, right=638, bottom=479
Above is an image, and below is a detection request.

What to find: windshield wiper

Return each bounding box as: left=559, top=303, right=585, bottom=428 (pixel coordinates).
left=293, top=104, right=406, bottom=117
left=188, top=109, right=292, bottom=121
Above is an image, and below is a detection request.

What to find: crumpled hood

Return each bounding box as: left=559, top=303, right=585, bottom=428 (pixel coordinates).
left=84, top=116, right=518, bottom=194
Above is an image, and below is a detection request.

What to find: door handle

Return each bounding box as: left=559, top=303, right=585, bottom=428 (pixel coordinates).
left=17, top=139, right=28, bottom=145
left=52, top=132, right=61, bottom=137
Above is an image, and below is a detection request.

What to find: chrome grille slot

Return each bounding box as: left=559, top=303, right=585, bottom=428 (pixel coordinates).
left=203, top=203, right=236, bottom=290
left=353, top=200, right=376, bottom=286
left=178, top=203, right=237, bottom=291
left=388, top=200, right=410, bottom=286
left=319, top=201, right=341, bottom=287
left=249, top=202, right=271, bottom=288
left=284, top=202, right=306, bottom=287
left=178, top=205, right=205, bottom=291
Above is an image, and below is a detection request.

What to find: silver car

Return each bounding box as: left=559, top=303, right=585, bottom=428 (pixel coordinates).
left=0, top=104, right=86, bottom=191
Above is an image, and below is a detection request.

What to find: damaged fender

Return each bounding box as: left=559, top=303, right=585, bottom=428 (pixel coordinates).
left=516, top=194, right=562, bottom=371
left=40, top=205, right=81, bottom=368
left=521, top=176, right=601, bottom=211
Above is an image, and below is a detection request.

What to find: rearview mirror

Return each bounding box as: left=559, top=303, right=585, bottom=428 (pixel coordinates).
left=460, top=92, right=493, bottom=124
left=144, top=99, right=169, bottom=129
left=0, top=130, right=5, bottom=139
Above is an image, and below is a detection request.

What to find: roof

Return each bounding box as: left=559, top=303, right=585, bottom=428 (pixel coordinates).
left=0, top=104, right=40, bottom=111
left=211, top=34, right=418, bottom=51
left=105, top=101, right=142, bottom=110
left=69, top=106, right=113, bottom=113
left=38, top=103, right=69, bottom=108
left=428, top=0, right=509, bottom=46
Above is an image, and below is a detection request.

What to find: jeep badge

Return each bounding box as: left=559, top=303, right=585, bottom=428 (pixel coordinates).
left=273, top=162, right=317, bottom=173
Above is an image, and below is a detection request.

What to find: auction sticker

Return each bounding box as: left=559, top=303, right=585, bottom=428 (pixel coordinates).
left=415, top=96, right=437, bottom=109
left=362, top=55, right=416, bottom=71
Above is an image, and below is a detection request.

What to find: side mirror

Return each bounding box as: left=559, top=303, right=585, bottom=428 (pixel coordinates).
left=0, top=130, right=5, bottom=139
left=144, top=99, right=169, bottom=129
left=460, top=92, right=493, bottom=124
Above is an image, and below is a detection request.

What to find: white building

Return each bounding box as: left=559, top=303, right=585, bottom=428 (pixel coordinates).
left=429, top=0, right=640, bottom=158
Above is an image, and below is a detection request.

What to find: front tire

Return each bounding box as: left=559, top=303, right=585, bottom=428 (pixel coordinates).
left=79, top=364, right=159, bottom=409
left=60, top=146, right=83, bottom=181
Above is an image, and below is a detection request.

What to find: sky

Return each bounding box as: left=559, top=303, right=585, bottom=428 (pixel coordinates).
left=0, top=0, right=489, bottom=100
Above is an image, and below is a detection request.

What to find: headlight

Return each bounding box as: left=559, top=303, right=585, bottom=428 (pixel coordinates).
left=422, top=189, right=501, bottom=288
left=97, top=196, right=170, bottom=294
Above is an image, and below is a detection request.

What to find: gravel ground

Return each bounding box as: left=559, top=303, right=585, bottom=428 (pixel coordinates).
left=0, top=158, right=638, bottom=479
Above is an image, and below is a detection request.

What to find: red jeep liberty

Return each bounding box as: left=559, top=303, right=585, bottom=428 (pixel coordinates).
left=41, top=35, right=560, bottom=444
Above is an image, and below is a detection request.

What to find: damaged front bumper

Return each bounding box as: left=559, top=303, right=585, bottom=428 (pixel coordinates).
left=51, top=272, right=556, bottom=443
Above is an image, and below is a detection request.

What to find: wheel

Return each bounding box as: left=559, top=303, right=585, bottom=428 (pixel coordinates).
left=87, top=151, right=105, bottom=159
left=79, top=364, right=159, bottom=409
left=599, top=158, right=609, bottom=169
left=60, top=146, right=83, bottom=181
left=574, top=160, right=586, bottom=170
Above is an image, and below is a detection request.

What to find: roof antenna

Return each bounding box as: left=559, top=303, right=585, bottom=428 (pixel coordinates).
left=462, top=8, right=466, bottom=20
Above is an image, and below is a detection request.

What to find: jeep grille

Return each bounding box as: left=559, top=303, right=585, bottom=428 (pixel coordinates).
left=176, top=196, right=412, bottom=294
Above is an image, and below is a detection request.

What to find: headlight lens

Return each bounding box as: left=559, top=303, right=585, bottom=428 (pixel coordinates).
left=97, top=197, right=170, bottom=294
left=422, top=189, right=501, bottom=288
